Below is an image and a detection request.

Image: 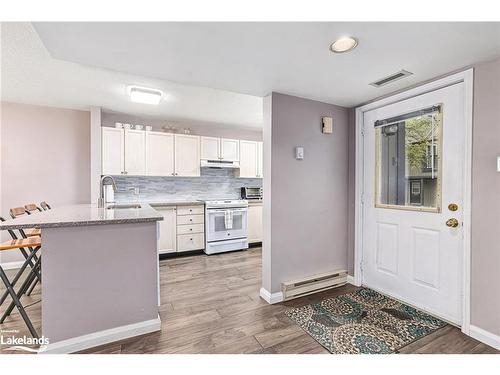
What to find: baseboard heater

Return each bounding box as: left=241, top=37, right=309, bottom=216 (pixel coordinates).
left=281, top=269, right=348, bottom=301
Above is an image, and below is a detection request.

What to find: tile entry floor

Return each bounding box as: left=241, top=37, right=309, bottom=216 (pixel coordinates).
left=0, top=247, right=497, bottom=354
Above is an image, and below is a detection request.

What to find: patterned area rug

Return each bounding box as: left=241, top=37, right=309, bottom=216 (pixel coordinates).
left=285, top=288, right=447, bottom=354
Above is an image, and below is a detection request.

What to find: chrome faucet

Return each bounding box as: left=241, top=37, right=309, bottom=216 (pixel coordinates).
left=98, top=175, right=117, bottom=208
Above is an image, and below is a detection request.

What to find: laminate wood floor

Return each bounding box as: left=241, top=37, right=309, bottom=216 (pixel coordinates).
left=1, top=247, right=497, bottom=354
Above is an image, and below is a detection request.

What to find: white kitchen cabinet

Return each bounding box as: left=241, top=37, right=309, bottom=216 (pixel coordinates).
left=176, top=204, right=205, bottom=252
left=174, top=134, right=200, bottom=177
left=200, top=136, right=220, bottom=160
left=247, top=203, right=263, bottom=243
left=220, top=138, right=240, bottom=161
left=200, top=137, right=239, bottom=162
left=146, top=131, right=174, bottom=176
left=156, top=207, right=177, bottom=254
left=239, top=140, right=259, bottom=178
left=101, top=127, right=124, bottom=175
left=257, top=142, right=263, bottom=178
left=124, top=129, right=146, bottom=175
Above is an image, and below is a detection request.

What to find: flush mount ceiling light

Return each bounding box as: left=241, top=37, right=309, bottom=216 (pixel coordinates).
left=329, top=36, right=358, bottom=53
left=128, top=86, right=163, bottom=105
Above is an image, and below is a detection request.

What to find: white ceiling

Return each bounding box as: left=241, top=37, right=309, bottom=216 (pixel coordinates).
left=1, top=23, right=263, bottom=129
left=2, top=22, right=500, bottom=130
left=32, top=22, right=500, bottom=107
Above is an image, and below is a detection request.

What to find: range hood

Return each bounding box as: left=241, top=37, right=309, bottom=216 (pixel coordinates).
left=200, top=159, right=240, bottom=169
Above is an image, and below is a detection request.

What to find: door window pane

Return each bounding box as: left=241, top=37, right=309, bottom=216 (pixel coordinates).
left=375, top=106, right=442, bottom=211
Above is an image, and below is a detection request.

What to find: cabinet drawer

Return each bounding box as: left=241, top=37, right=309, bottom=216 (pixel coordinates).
left=177, top=205, right=204, bottom=216
left=177, top=233, right=204, bottom=252
left=177, top=223, right=204, bottom=235
left=177, top=214, right=204, bottom=225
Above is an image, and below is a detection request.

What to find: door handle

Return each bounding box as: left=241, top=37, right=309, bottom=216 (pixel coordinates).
left=446, top=218, right=459, bottom=228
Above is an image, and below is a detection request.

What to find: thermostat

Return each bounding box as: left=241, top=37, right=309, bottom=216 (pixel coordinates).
left=295, top=146, right=304, bottom=160
left=322, top=117, right=333, bottom=134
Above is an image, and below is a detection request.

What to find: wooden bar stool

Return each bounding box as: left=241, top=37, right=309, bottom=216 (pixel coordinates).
left=10, top=206, right=40, bottom=238
left=24, top=204, right=43, bottom=237
left=40, top=201, right=51, bottom=211
left=0, top=235, right=41, bottom=338
left=5, top=209, right=42, bottom=297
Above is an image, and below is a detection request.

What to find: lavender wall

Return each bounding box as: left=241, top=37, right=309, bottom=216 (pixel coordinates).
left=113, top=168, right=262, bottom=202
left=263, top=93, right=349, bottom=294
left=102, top=111, right=262, bottom=141
left=42, top=222, right=159, bottom=344
left=470, top=58, right=500, bottom=336
left=0, top=102, right=91, bottom=264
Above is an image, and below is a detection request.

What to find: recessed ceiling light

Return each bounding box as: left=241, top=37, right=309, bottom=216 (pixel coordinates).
left=329, top=37, right=358, bottom=53
left=128, top=86, right=163, bottom=105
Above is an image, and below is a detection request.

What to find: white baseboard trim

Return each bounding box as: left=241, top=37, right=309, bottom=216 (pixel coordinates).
left=41, top=316, right=161, bottom=354
left=0, top=261, right=24, bottom=270
left=347, top=275, right=355, bottom=285
left=260, top=287, right=283, bottom=304
left=469, top=325, right=500, bottom=350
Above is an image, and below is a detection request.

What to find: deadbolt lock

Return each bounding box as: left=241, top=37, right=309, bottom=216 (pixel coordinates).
left=448, top=203, right=458, bottom=212
left=446, top=218, right=459, bottom=228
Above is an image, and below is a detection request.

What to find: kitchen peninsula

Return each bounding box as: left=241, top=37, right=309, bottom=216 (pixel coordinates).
left=0, top=203, right=163, bottom=353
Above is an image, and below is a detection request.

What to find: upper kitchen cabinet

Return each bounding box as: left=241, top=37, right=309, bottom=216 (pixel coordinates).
left=257, top=141, right=263, bottom=178
left=146, top=131, right=174, bottom=176
left=220, top=138, right=239, bottom=161
left=200, top=137, right=240, bottom=162
left=101, top=127, right=124, bottom=175
left=124, top=129, right=146, bottom=175
left=174, top=134, right=200, bottom=176
left=200, top=136, right=220, bottom=160
left=239, top=140, right=263, bottom=178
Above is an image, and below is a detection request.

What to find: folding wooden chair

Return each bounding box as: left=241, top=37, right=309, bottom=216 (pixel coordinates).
left=40, top=201, right=51, bottom=211
left=0, top=235, right=41, bottom=338
left=6, top=208, right=42, bottom=297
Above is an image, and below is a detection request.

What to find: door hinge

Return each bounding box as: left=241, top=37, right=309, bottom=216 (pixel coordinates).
left=360, top=193, right=364, bottom=204
left=361, top=123, right=365, bottom=136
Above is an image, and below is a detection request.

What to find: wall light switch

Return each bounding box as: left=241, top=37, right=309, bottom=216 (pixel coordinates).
left=295, top=146, right=304, bottom=160
left=497, top=156, right=500, bottom=172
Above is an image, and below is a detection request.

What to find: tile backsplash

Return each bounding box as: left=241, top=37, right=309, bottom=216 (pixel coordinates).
left=113, top=168, right=262, bottom=202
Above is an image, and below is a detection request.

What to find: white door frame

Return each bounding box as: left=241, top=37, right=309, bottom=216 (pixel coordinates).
left=354, top=69, right=474, bottom=335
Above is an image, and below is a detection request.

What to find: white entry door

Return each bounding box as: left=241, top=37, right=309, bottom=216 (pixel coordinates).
left=362, top=83, right=465, bottom=325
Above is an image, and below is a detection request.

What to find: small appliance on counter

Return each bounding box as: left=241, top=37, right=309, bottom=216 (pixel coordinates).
left=203, top=199, right=249, bottom=254
left=240, top=187, right=262, bottom=200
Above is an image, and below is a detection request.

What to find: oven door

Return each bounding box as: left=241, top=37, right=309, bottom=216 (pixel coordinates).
left=206, top=208, right=247, bottom=242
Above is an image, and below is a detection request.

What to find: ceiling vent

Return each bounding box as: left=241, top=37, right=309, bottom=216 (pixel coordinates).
left=370, top=70, right=413, bottom=88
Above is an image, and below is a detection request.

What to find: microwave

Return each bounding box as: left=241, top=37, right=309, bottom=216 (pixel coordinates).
left=241, top=187, right=262, bottom=200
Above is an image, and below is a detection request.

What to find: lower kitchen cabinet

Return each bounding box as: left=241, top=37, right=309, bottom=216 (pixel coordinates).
left=247, top=202, right=263, bottom=243
left=176, top=206, right=205, bottom=252
left=177, top=233, right=205, bottom=252
left=156, top=204, right=205, bottom=255
left=156, top=206, right=177, bottom=254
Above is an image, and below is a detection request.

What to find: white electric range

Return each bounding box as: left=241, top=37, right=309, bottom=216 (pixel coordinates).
left=202, top=199, right=249, bottom=255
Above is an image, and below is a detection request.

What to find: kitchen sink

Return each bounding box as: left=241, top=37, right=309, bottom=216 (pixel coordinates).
left=106, top=204, right=142, bottom=210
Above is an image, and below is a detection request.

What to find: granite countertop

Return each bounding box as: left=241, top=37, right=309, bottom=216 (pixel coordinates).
left=0, top=203, right=163, bottom=230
